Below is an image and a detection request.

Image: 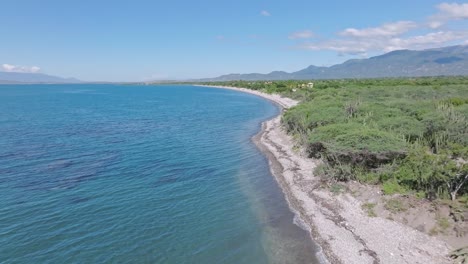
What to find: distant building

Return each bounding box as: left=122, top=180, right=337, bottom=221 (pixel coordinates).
left=307, top=82, right=314, bottom=88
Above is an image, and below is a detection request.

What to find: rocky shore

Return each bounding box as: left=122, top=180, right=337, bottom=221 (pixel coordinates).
left=199, top=85, right=453, bottom=264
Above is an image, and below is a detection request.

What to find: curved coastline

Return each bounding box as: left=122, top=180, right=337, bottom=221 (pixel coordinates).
left=196, top=84, right=452, bottom=264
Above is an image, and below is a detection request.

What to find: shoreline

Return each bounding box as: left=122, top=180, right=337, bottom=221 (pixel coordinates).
left=198, top=85, right=453, bottom=264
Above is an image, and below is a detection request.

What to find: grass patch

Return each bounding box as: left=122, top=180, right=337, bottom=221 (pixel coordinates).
left=429, top=226, right=439, bottom=236
left=362, top=202, right=377, bottom=217
left=382, top=181, right=407, bottom=195
left=385, top=198, right=408, bottom=213
left=437, top=217, right=451, bottom=231
left=330, top=183, right=345, bottom=195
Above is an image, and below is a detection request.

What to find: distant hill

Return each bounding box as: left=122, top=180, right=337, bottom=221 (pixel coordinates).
left=0, top=72, right=81, bottom=84
left=200, top=45, right=468, bottom=81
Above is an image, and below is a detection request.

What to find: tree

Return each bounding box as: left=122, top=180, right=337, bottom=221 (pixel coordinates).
left=447, top=164, right=468, bottom=201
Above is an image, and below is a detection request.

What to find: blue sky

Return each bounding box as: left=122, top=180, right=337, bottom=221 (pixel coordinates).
left=1, top=0, right=467, bottom=81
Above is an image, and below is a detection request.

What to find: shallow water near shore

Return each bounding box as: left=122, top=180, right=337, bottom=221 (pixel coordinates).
left=0, top=84, right=321, bottom=263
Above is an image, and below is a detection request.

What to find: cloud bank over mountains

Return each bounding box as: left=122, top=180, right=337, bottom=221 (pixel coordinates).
left=291, top=2, right=468, bottom=55
left=1, top=63, right=41, bottom=73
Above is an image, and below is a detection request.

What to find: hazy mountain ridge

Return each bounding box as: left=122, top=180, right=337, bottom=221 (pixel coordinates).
left=3, top=45, right=467, bottom=84
left=200, top=45, right=468, bottom=81
left=0, top=72, right=81, bottom=84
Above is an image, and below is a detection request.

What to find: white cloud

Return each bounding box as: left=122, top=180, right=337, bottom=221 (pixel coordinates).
left=1, top=64, right=41, bottom=73
left=293, top=3, right=468, bottom=56
left=260, top=10, right=271, bottom=16
left=288, top=2, right=468, bottom=57
left=30, top=66, right=41, bottom=72
left=300, top=39, right=372, bottom=54
left=288, top=30, right=314, bottom=39
left=1, top=64, right=16, bottom=72
left=382, top=31, right=468, bottom=52
left=299, top=30, right=468, bottom=55
left=340, top=21, right=417, bottom=37
left=429, top=2, right=468, bottom=28
left=428, top=20, right=444, bottom=29
left=437, top=2, right=468, bottom=19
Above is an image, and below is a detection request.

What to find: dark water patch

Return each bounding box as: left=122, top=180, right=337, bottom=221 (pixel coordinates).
left=56, top=172, right=96, bottom=190
left=0, top=168, right=14, bottom=176
left=13, top=173, right=77, bottom=191
left=12, top=153, right=116, bottom=191
left=194, top=168, right=217, bottom=178
left=153, top=175, right=179, bottom=187
left=14, top=199, right=27, bottom=205
left=0, top=152, right=17, bottom=159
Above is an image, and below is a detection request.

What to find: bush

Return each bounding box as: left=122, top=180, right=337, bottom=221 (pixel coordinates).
left=444, top=97, right=468, bottom=106
left=309, top=123, right=407, bottom=153
left=355, top=171, right=380, bottom=184
left=394, top=145, right=467, bottom=200
left=314, top=162, right=355, bottom=182
left=382, top=181, right=407, bottom=195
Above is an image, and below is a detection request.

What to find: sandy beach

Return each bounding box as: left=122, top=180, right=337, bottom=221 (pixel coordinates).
left=198, top=85, right=453, bottom=264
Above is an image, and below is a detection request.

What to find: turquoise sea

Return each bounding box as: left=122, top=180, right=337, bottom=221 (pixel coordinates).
left=0, top=84, right=320, bottom=263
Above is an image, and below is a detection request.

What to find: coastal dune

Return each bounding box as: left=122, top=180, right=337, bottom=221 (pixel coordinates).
left=199, top=85, right=452, bottom=264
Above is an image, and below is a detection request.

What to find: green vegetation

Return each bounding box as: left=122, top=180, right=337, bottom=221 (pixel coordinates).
left=329, top=183, right=345, bottom=195
left=200, top=77, right=468, bottom=202
left=385, top=198, right=408, bottom=213
left=437, top=216, right=451, bottom=232
left=362, top=202, right=377, bottom=217
left=382, top=181, right=407, bottom=195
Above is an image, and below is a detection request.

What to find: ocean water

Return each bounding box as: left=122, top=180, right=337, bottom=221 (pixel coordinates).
left=0, top=84, right=320, bottom=263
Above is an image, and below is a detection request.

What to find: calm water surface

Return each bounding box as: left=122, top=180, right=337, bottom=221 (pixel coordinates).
left=0, top=84, right=321, bottom=263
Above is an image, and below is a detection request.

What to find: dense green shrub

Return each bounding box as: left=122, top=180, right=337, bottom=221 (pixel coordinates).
left=389, top=145, right=467, bottom=200
left=309, top=123, right=406, bottom=153
left=382, top=181, right=407, bottom=195
left=196, top=77, right=468, bottom=200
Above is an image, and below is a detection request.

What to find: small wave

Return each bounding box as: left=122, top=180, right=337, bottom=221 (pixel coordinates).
left=291, top=203, right=330, bottom=264
left=292, top=210, right=311, bottom=232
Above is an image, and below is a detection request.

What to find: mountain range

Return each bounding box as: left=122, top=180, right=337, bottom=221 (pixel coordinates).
left=2, top=45, right=467, bottom=84
left=199, top=45, right=468, bottom=81
left=0, top=72, right=81, bottom=84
